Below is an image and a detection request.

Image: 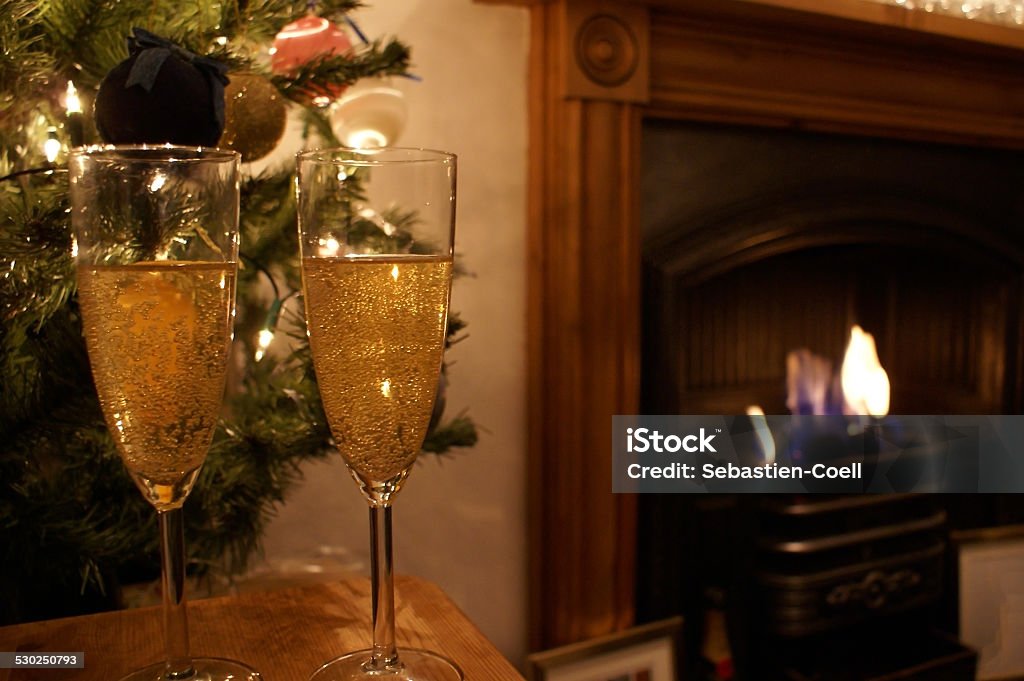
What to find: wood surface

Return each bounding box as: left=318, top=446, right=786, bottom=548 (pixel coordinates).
left=0, top=576, right=523, bottom=681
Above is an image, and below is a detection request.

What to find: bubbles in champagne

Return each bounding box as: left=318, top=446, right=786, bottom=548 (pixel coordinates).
left=302, top=256, right=451, bottom=488
left=77, top=262, right=235, bottom=509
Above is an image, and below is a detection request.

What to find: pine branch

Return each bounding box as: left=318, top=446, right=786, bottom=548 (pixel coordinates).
left=0, top=172, right=73, bottom=329
left=422, top=415, right=479, bottom=454
left=272, top=38, right=411, bottom=104
left=0, top=2, right=55, bottom=107
left=36, top=0, right=137, bottom=85
left=446, top=312, right=467, bottom=346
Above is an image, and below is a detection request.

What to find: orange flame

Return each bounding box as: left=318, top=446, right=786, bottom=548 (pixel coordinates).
left=840, top=325, right=890, bottom=417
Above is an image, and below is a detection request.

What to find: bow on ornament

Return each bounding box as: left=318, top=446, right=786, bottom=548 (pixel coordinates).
left=124, top=28, right=230, bottom=129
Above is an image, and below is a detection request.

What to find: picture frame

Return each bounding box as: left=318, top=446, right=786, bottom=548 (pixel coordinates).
left=951, top=525, right=1024, bottom=681
left=526, top=617, right=683, bottom=681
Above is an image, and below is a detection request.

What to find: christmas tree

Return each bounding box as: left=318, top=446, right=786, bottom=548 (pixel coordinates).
left=0, top=0, right=476, bottom=624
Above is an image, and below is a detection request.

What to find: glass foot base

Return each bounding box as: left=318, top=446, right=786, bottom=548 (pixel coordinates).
left=310, top=649, right=464, bottom=681
left=120, top=657, right=263, bottom=681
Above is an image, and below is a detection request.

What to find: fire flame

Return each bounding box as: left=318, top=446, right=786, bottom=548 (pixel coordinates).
left=840, top=325, right=890, bottom=417
left=746, top=405, right=776, bottom=465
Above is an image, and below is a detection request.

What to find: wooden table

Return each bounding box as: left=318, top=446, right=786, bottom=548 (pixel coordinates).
left=0, top=575, right=524, bottom=681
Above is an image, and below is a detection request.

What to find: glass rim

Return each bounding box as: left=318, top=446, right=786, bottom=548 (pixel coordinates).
left=296, top=146, right=456, bottom=167
left=70, top=144, right=240, bottom=164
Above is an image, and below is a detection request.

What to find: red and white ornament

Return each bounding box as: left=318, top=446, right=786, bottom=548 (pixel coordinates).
left=270, top=14, right=352, bottom=102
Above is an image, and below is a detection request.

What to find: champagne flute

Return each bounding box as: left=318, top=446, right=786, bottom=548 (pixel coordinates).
left=70, top=145, right=260, bottom=681
left=297, top=147, right=462, bottom=681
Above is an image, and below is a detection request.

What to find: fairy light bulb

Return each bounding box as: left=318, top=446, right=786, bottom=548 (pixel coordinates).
left=43, top=128, right=61, bottom=163
left=254, top=298, right=284, bottom=362
left=65, top=81, right=82, bottom=114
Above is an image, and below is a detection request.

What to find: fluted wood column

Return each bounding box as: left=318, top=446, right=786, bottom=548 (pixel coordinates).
left=526, top=0, right=647, bottom=650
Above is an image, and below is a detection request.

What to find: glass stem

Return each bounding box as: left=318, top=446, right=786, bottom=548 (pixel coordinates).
left=367, top=503, right=400, bottom=671
left=159, top=508, right=195, bottom=680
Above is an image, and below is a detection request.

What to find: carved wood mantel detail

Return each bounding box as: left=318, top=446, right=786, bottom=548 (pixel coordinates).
left=520, top=0, right=1024, bottom=652
left=563, top=1, right=649, bottom=101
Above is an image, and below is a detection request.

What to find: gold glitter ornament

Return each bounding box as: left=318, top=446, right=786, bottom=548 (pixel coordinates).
left=219, top=74, right=287, bottom=163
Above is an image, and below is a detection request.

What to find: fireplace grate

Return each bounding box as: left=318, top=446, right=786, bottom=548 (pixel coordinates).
left=753, top=494, right=945, bottom=638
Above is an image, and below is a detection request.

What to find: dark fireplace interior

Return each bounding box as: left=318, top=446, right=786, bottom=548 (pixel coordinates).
left=636, top=119, right=1024, bottom=679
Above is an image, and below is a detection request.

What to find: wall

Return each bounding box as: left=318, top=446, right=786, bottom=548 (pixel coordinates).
left=257, top=0, right=530, bottom=667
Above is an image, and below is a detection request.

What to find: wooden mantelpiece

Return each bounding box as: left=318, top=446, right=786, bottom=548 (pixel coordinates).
left=643, top=0, right=1024, bottom=145
left=514, top=0, right=1024, bottom=651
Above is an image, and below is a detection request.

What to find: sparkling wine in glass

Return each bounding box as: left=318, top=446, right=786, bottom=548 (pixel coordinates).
left=297, top=147, right=462, bottom=681
left=70, top=145, right=260, bottom=681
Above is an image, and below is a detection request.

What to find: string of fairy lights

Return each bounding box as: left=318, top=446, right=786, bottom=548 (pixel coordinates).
left=864, top=0, right=1024, bottom=26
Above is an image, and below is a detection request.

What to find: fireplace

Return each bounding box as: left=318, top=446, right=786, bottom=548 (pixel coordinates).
left=516, top=0, right=1024, bottom=656
left=630, top=117, right=1024, bottom=676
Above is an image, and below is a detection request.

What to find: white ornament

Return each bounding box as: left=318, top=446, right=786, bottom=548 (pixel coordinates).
left=330, top=78, right=407, bottom=148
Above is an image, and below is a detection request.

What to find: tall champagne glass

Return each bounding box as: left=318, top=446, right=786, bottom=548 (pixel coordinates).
left=297, top=147, right=461, bottom=681
left=70, top=145, right=260, bottom=681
